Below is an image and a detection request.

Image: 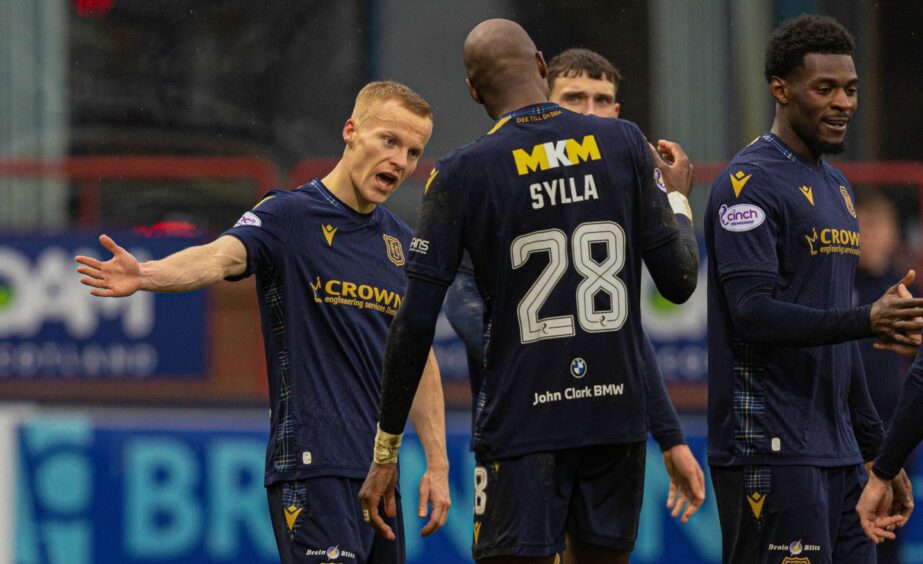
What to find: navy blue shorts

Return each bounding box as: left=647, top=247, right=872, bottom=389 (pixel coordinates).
left=267, top=477, right=405, bottom=564
left=471, top=442, right=645, bottom=559
left=711, top=464, right=875, bottom=564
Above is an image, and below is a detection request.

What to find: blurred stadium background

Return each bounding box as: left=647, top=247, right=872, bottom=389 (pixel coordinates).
left=1, top=1, right=922, bottom=562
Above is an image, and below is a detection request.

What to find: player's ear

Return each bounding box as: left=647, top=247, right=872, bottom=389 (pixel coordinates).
left=343, top=119, right=357, bottom=145
left=769, top=76, right=788, bottom=104
left=613, top=102, right=621, bottom=118
left=536, top=51, right=547, bottom=79
left=466, top=78, right=483, bottom=106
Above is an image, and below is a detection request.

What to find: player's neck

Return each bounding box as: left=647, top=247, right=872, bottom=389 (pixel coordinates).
left=321, top=161, right=376, bottom=214
left=770, top=118, right=821, bottom=165
left=487, top=86, right=549, bottom=120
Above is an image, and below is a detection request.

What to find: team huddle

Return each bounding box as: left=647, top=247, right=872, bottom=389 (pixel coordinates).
left=75, top=13, right=923, bottom=564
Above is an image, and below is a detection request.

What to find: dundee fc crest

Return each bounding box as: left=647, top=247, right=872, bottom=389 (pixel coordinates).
left=383, top=234, right=405, bottom=266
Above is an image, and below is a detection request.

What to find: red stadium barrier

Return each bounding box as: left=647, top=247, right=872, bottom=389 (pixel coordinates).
left=0, top=156, right=281, bottom=226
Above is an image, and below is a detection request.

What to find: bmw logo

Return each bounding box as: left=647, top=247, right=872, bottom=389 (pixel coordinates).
left=570, top=358, right=587, bottom=378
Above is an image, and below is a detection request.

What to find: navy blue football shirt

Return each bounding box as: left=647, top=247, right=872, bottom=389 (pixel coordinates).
left=706, top=133, right=864, bottom=467
left=224, top=179, right=413, bottom=485
left=408, top=103, right=680, bottom=459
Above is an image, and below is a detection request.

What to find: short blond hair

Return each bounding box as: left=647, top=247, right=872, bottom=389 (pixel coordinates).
left=351, top=81, right=433, bottom=122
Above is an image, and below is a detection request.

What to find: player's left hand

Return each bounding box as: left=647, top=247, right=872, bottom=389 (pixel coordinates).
left=857, top=469, right=904, bottom=543
left=359, top=462, right=399, bottom=540
left=417, top=465, right=451, bottom=536
left=649, top=139, right=694, bottom=198
left=889, top=468, right=914, bottom=526
left=874, top=281, right=923, bottom=356
left=662, top=444, right=706, bottom=523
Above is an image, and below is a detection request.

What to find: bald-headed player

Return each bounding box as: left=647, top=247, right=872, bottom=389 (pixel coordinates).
left=76, top=81, right=451, bottom=564
left=443, top=46, right=705, bottom=525
left=361, top=20, right=698, bottom=564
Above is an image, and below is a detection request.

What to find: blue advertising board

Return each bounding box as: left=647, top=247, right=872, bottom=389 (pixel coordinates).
left=14, top=412, right=923, bottom=563
left=0, top=233, right=205, bottom=379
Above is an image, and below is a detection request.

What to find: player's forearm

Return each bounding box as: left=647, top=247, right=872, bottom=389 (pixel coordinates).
left=848, top=342, right=885, bottom=461
left=138, top=236, right=246, bottom=292
left=725, top=274, right=873, bottom=346
left=409, top=350, right=449, bottom=470
left=641, top=336, right=686, bottom=450
left=644, top=215, right=699, bottom=304
left=873, top=356, right=923, bottom=479
left=378, top=277, right=449, bottom=435
left=443, top=270, right=486, bottom=364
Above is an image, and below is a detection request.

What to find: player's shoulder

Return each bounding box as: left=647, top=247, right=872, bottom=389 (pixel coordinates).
left=711, top=137, right=780, bottom=201
left=374, top=205, right=413, bottom=239
left=822, top=162, right=850, bottom=187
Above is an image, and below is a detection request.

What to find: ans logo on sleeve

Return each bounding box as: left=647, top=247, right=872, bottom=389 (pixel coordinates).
left=233, top=211, right=261, bottom=228
left=409, top=237, right=429, bottom=255
left=719, top=203, right=765, bottom=232
left=512, top=135, right=601, bottom=175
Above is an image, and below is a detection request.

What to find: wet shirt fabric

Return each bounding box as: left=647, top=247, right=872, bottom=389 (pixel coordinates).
left=224, top=179, right=412, bottom=485
left=706, top=133, right=864, bottom=467
left=408, top=103, right=679, bottom=459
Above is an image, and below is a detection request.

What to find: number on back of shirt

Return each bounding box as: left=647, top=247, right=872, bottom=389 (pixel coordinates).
left=510, top=221, right=627, bottom=344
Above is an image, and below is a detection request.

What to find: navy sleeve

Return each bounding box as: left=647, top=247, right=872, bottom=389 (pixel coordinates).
left=847, top=341, right=885, bottom=461
left=405, top=160, right=466, bottom=285
left=710, top=166, right=780, bottom=279
left=643, top=214, right=698, bottom=304
left=221, top=190, right=291, bottom=280
left=723, top=274, right=873, bottom=345
left=443, top=259, right=485, bottom=365
left=642, top=335, right=685, bottom=451
left=873, top=346, right=923, bottom=479
left=378, top=276, right=450, bottom=435
left=635, top=130, right=682, bottom=254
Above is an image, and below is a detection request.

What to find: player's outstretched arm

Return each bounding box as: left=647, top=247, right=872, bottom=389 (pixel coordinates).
left=408, top=349, right=451, bottom=537
left=75, top=234, right=247, bottom=296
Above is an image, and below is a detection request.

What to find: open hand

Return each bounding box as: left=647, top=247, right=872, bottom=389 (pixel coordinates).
left=75, top=235, right=143, bottom=297
left=662, top=444, right=706, bottom=523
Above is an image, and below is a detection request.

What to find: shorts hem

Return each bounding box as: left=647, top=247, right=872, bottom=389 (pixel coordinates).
left=472, top=541, right=565, bottom=560
left=571, top=530, right=635, bottom=552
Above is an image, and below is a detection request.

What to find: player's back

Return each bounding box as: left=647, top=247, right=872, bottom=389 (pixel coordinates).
left=410, top=103, right=679, bottom=458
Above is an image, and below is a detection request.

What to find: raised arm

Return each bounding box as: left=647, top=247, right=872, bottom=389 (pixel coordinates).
left=76, top=234, right=247, bottom=296
left=408, top=349, right=451, bottom=537
left=642, top=141, right=698, bottom=304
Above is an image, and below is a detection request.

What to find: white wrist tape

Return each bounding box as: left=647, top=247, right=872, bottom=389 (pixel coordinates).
left=668, top=191, right=692, bottom=220
left=373, top=424, right=403, bottom=464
